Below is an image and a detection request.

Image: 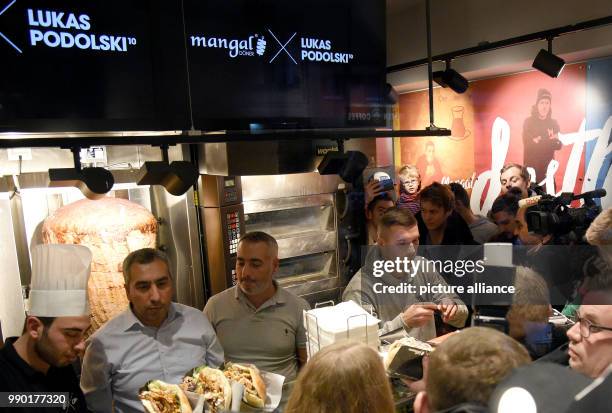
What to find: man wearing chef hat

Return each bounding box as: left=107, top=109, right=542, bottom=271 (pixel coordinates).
left=0, top=244, right=92, bottom=412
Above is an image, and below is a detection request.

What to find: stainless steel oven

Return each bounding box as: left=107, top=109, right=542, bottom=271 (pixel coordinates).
left=199, top=172, right=344, bottom=305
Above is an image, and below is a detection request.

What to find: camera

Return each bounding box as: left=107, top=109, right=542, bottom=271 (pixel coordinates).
left=371, top=171, right=395, bottom=191
left=525, top=189, right=606, bottom=242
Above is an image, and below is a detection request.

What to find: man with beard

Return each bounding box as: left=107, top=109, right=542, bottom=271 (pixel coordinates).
left=0, top=244, right=93, bottom=412
left=343, top=208, right=468, bottom=340
left=81, top=248, right=224, bottom=413
left=204, top=231, right=310, bottom=383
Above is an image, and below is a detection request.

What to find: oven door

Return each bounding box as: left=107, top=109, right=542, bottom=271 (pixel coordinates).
left=243, top=193, right=341, bottom=305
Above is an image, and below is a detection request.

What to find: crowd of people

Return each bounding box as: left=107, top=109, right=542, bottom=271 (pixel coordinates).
left=0, top=161, right=610, bottom=413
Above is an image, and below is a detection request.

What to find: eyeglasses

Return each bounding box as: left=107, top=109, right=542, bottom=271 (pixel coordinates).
left=401, top=179, right=419, bottom=185
left=571, top=315, right=612, bottom=338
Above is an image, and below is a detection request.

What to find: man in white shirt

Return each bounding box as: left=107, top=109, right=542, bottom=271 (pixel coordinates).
left=81, top=248, right=224, bottom=413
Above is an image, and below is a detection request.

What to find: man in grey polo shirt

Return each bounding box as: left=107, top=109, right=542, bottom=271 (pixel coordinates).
left=81, top=248, right=224, bottom=413
left=343, top=208, right=468, bottom=341
left=204, top=231, right=310, bottom=383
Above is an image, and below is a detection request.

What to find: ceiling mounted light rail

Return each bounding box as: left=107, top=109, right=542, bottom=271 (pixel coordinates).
left=387, top=16, right=612, bottom=75
left=0, top=127, right=451, bottom=149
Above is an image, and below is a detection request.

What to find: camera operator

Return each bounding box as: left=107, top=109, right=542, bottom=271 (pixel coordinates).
left=500, top=163, right=542, bottom=199
left=490, top=188, right=545, bottom=246
left=518, top=195, right=607, bottom=325
left=364, top=171, right=397, bottom=245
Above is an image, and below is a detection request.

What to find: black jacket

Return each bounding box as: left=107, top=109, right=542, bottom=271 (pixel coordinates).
left=0, top=337, right=89, bottom=413
left=416, top=210, right=476, bottom=246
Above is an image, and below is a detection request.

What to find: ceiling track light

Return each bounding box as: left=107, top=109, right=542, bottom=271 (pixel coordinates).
left=433, top=60, right=469, bottom=94
left=317, top=146, right=368, bottom=184
left=532, top=37, right=565, bottom=78
left=137, top=144, right=199, bottom=196
left=387, top=16, right=611, bottom=78
left=48, top=146, right=114, bottom=199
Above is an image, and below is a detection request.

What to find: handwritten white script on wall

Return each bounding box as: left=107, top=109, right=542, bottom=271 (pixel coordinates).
left=470, top=116, right=612, bottom=215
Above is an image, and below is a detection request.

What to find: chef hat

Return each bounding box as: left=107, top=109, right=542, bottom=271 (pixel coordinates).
left=28, top=244, right=92, bottom=317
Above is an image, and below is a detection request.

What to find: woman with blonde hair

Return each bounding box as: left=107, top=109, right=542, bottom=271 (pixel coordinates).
left=285, top=342, right=395, bottom=413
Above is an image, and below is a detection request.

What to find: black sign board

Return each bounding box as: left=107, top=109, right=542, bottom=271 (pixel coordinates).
left=184, top=0, right=386, bottom=130
left=0, top=0, right=189, bottom=132
left=0, top=0, right=385, bottom=133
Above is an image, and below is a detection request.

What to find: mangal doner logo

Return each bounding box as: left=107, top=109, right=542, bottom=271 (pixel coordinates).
left=189, top=32, right=267, bottom=58
left=189, top=28, right=354, bottom=65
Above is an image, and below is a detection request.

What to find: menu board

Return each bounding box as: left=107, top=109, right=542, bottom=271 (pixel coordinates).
left=0, top=0, right=189, bottom=132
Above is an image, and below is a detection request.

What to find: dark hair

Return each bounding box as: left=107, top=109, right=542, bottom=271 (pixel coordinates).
left=379, top=207, right=417, bottom=229
left=37, top=317, right=56, bottom=327
left=122, top=248, right=172, bottom=285
left=22, top=316, right=56, bottom=335
left=491, top=188, right=522, bottom=216
left=449, top=183, right=470, bottom=208
left=367, top=194, right=394, bottom=212
left=239, top=231, right=278, bottom=252
left=420, top=182, right=454, bottom=212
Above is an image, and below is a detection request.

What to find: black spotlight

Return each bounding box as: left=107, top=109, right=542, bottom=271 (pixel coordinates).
left=137, top=160, right=199, bottom=196
left=433, top=67, right=468, bottom=94
left=48, top=147, right=114, bottom=199
left=532, top=39, right=565, bottom=78
left=137, top=146, right=199, bottom=196
left=318, top=150, right=368, bottom=183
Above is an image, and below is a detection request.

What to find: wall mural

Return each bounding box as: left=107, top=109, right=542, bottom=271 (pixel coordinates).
left=396, top=59, right=611, bottom=214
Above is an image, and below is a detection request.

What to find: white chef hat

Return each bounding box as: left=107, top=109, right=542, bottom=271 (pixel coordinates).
left=28, top=244, right=92, bottom=317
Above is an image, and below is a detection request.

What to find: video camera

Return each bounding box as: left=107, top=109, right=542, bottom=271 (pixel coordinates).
left=524, top=188, right=606, bottom=242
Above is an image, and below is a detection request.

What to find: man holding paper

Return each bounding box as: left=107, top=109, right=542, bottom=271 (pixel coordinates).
left=343, top=208, right=468, bottom=340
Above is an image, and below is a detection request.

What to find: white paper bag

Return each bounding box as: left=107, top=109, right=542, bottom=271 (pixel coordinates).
left=184, top=392, right=206, bottom=413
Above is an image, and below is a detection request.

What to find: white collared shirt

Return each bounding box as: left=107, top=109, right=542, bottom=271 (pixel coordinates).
left=81, top=302, right=224, bottom=413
